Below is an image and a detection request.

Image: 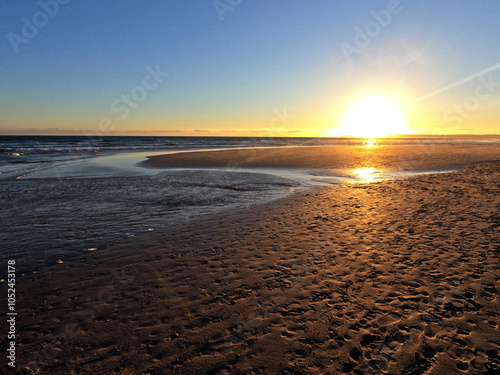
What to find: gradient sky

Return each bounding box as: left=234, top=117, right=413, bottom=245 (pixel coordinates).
left=1, top=0, right=499, bottom=136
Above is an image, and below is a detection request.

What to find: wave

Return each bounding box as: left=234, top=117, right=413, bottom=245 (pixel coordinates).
left=1, top=134, right=498, bottom=160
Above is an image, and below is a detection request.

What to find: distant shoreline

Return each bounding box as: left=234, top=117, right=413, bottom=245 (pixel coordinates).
left=1, top=133, right=500, bottom=139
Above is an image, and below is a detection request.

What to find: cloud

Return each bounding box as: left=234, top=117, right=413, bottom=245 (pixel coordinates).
left=0, top=128, right=189, bottom=136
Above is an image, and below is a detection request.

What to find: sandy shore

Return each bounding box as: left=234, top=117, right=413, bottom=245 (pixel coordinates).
left=141, top=144, right=500, bottom=171
left=4, top=159, right=498, bottom=374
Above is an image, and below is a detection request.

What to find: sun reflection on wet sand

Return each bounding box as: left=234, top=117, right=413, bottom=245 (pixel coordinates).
left=353, top=168, right=383, bottom=183
left=363, top=138, right=377, bottom=147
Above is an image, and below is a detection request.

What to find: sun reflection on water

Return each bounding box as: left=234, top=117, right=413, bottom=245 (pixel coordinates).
left=363, top=138, right=377, bottom=147
left=353, top=168, right=382, bottom=183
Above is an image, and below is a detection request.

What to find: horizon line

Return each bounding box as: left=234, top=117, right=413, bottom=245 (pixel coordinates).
left=1, top=133, right=499, bottom=138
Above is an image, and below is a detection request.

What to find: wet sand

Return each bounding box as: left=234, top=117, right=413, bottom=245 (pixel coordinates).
left=142, top=144, right=500, bottom=171
left=4, top=149, right=500, bottom=374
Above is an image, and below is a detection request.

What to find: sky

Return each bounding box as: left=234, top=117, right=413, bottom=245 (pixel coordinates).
left=0, top=0, right=499, bottom=137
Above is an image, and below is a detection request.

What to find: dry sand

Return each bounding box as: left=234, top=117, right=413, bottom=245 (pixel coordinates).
left=3, top=155, right=500, bottom=374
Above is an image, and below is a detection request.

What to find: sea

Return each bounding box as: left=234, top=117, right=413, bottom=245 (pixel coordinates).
left=1, top=135, right=498, bottom=273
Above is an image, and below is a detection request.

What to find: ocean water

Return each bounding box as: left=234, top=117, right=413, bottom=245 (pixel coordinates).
left=2, top=135, right=499, bottom=179
left=1, top=135, right=498, bottom=273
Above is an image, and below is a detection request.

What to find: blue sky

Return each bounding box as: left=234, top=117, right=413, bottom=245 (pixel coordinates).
left=0, top=0, right=499, bottom=136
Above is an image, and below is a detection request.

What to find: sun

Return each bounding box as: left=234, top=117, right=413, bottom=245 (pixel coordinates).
left=332, top=95, right=414, bottom=138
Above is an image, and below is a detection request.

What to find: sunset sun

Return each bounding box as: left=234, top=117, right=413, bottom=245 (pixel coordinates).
left=333, top=95, right=414, bottom=138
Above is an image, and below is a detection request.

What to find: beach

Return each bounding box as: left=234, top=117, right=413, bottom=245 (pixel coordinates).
left=142, top=144, right=500, bottom=171
left=4, top=1, right=500, bottom=373
left=5, top=144, right=500, bottom=374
